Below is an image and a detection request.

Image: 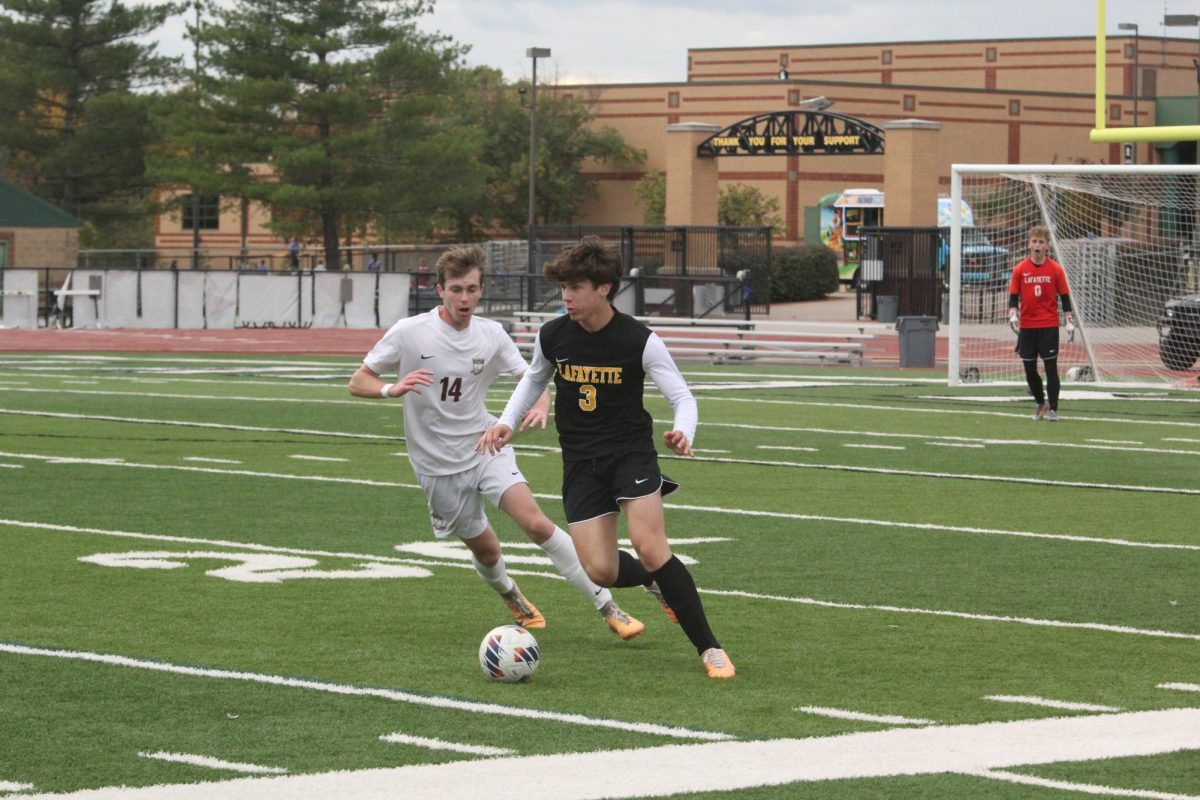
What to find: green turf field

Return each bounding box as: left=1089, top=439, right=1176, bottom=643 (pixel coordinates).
left=0, top=353, right=1198, bottom=798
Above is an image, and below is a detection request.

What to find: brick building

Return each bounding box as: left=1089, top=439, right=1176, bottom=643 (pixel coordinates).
left=0, top=178, right=81, bottom=268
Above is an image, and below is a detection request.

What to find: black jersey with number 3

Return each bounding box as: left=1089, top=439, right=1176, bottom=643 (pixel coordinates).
left=537, top=311, right=654, bottom=462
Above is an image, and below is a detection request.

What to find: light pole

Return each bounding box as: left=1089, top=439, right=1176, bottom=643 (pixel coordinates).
left=526, top=47, right=550, bottom=237
left=1164, top=14, right=1200, bottom=128
left=1118, top=21, right=1137, bottom=163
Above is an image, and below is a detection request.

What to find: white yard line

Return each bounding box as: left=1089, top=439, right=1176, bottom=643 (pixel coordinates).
left=182, top=457, right=242, bottom=465
left=288, top=455, right=349, bottom=462
left=1158, top=683, right=1200, bottom=693
left=982, top=695, right=1124, bottom=713
left=378, top=733, right=515, bottom=757
left=16, top=708, right=1200, bottom=800
left=0, top=643, right=732, bottom=743
left=0, top=781, right=35, bottom=792
left=794, top=706, right=935, bottom=726
left=138, top=751, right=287, bottom=776
left=843, top=443, right=906, bottom=451
left=961, top=767, right=1200, bottom=799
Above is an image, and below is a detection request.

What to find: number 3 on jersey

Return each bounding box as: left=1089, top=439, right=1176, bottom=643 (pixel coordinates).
left=440, top=376, right=462, bottom=402
left=578, top=384, right=597, bottom=412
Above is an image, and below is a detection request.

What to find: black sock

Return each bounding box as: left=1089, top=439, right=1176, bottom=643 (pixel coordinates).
left=651, top=555, right=719, bottom=655
left=613, top=549, right=652, bottom=588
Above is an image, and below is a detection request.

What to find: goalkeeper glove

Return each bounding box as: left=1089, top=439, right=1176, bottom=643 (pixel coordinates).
left=1064, top=313, right=1075, bottom=341
left=1008, top=309, right=1020, bottom=335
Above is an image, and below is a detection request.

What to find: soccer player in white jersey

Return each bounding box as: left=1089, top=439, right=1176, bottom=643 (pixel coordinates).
left=348, top=245, right=643, bottom=640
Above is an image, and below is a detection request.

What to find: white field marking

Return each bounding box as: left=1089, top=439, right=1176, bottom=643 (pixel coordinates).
left=20, top=708, right=1200, bottom=800
left=694, top=397, right=1200, bottom=429
left=0, top=380, right=30, bottom=385
left=0, top=463, right=22, bottom=468
left=0, top=408, right=402, bottom=442
left=758, top=445, right=819, bottom=453
left=0, top=386, right=373, bottom=407
left=1159, top=683, right=1200, bottom=692
left=701, top=587, right=1200, bottom=643
left=684, top=421, right=1200, bottom=457
left=138, top=751, right=287, bottom=775
left=378, top=733, right=515, bottom=757
left=794, top=706, right=935, bottom=726
left=182, top=456, right=242, bottom=465
left=79, top=551, right=432, bottom=583
left=927, top=441, right=986, bottom=448
left=843, top=443, right=906, bottom=451
left=1163, top=437, right=1200, bottom=444
left=60, top=380, right=99, bottom=385
left=691, top=448, right=731, bottom=454
left=982, top=695, right=1124, bottom=713
left=9, top=514, right=1197, bottom=644
left=0, top=643, right=733, bottom=742
left=1088, top=439, right=1144, bottom=445
left=961, top=768, right=1200, bottom=799
left=671, top=453, right=1200, bottom=497
left=0, top=781, right=34, bottom=792
left=288, top=454, right=350, bottom=462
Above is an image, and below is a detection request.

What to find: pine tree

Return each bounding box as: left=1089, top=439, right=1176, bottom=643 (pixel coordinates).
left=0, top=0, right=182, bottom=247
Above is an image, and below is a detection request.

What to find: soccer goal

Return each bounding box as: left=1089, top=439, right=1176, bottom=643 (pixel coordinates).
left=947, top=164, right=1200, bottom=386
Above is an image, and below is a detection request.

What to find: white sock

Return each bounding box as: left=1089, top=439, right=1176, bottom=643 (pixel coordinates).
left=472, top=555, right=514, bottom=595
left=540, top=527, right=610, bottom=610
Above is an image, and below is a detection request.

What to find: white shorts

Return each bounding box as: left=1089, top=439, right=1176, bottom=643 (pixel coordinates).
left=416, top=446, right=527, bottom=539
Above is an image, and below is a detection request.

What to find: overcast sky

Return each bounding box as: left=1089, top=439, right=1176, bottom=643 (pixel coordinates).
left=155, top=1, right=1185, bottom=85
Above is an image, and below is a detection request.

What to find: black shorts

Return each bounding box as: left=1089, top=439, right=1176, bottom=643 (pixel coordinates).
left=561, top=450, right=680, bottom=524
left=1016, top=327, right=1060, bottom=361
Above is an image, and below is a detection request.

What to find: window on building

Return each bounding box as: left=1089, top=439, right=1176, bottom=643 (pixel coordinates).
left=180, top=194, right=220, bottom=231
left=779, top=54, right=789, bottom=67
left=986, top=47, right=997, bottom=62
left=904, top=94, right=916, bottom=112
left=881, top=49, right=893, bottom=65
left=788, top=90, right=800, bottom=106
left=668, top=91, right=680, bottom=108
left=1110, top=103, right=1122, bottom=121
left=1008, top=99, right=1021, bottom=116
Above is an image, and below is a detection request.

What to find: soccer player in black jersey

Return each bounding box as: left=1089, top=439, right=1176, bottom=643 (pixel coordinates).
left=478, top=236, right=734, bottom=678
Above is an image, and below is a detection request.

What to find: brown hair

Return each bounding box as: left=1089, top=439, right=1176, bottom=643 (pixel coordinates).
left=544, top=236, right=622, bottom=299
left=1028, top=225, right=1050, bottom=241
left=435, top=245, right=486, bottom=285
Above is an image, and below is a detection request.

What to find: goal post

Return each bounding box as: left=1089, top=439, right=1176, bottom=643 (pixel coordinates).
left=948, top=164, right=1200, bottom=387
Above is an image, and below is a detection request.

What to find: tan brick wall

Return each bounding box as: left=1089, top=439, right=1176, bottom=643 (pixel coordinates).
left=3, top=226, right=78, bottom=267
left=882, top=121, right=943, bottom=227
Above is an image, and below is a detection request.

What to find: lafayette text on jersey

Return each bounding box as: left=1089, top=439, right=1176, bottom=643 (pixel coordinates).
left=1008, top=257, right=1070, bottom=329
left=498, top=311, right=697, bottom=463
left=363, top=308, right=526, bottom=475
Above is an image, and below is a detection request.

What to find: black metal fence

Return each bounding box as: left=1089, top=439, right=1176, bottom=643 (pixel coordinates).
left=530, top=225, right=771, bottom=317
left=855, top=226, right=944, bottom=320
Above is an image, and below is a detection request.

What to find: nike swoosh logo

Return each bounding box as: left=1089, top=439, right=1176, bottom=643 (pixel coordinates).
left=555, top=357, right=568, bottom=363
left=420, top=354, right=435, bottom=360
left=511, top=471, right=520, bottom=475
left=634, top=478, right=649, bottom=484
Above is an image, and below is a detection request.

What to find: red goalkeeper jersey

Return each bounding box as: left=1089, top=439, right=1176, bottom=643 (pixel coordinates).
left=1008, top=257, right=1070, bottom=329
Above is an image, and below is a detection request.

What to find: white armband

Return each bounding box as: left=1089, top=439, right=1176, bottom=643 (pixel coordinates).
left=380, top=383, right=394, bottom=399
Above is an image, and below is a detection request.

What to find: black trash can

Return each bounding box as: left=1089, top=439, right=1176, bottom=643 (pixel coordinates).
left=896, top=316, right=939, bottom=367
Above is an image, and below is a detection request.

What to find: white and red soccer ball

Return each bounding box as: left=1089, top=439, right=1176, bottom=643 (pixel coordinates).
left=479, top=624, right=540, bottom=683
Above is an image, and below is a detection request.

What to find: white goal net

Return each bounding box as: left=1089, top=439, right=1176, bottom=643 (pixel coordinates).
left=948, top=164, right=1200, bottom=387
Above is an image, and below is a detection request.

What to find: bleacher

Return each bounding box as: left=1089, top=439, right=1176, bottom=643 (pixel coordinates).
left=507, top=311, right=888, bottom=366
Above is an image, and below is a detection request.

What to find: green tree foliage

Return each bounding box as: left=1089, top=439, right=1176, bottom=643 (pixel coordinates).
left=719, top=183, right=783, bottom=235
left=188, top=0, right=462, bottom=269
left=634, top=168, right=665, bottom=225
left=442, top=75, right=645, bottom=238
left=0, top=0, right=182, bottom=247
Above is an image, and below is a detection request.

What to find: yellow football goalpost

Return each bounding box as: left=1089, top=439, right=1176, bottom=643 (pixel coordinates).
left=1091, top=0, right=1200, bottom=143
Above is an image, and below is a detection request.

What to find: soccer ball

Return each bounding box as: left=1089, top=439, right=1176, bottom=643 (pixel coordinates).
left=478, top=624, right=540, bottom=683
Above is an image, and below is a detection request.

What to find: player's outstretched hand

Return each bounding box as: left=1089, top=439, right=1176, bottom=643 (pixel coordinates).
left=663, top=430, right=694, bottom=457
left=1008, top=310, right=1020, bottom=335
left=393, top=368, right=434, bottom=396
left=476, top=424, right=513, bottom=455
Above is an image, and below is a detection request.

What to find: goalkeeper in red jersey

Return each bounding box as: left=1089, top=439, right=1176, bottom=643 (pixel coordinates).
left=1007, top=225, right=1074, bottom=421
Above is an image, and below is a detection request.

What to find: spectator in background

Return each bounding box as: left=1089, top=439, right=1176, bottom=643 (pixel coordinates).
left=367, top=253, right=382, bottom=272
left=288, top=238, right=300, bottom=269
left=415, top=257, right=431, bottom=290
